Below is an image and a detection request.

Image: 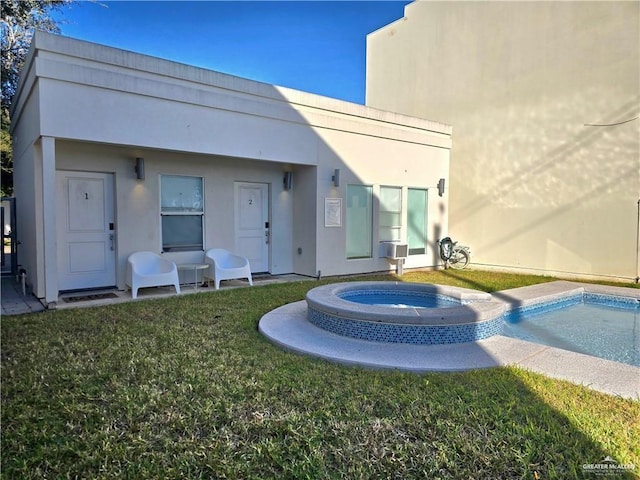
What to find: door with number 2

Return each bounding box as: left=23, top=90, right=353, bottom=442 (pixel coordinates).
left=234, top=182, right=269, bottom=273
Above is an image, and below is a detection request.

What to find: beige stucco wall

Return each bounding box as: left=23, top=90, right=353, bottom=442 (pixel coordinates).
left=366, top=1, right=640, bottom=281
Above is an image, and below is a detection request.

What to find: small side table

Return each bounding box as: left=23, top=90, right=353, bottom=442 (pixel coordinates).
left=177, top=263, right=209, bottom=291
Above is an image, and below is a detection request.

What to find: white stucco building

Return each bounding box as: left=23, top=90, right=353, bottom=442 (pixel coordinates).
left=367, top=1, right=639, bottom=282
left=11, top=32, right=451, bottom=306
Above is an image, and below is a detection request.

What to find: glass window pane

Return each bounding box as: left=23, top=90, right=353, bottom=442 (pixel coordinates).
left=379, top=212, right=402, bottom=228
left=347, top=185, right=372, bottom=259
left=380, top=186, right=402, bottom=213
left=379, top=186, right=402, bottom=242
left=408, top=188, right=427, bottom=255
left=379, top=226, right=401, bottom=242
left=161, top=175, right=203, bottom=213
left=162, top=215, right=203, bottom=251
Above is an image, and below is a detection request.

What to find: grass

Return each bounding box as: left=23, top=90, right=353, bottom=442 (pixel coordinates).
left=2, top=269, right=639, bottom=479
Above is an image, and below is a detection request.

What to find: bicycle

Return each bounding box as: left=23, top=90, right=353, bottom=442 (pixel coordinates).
left=439, top=237, right=471, bottom=270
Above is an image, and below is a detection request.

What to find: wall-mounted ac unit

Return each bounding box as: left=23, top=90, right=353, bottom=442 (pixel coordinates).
left=380, top=241, right=408, bottom=259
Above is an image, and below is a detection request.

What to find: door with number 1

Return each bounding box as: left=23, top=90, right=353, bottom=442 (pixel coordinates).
left=56, top=171, right=116, bottom=291
left=234, top=182, right=269, bottom=273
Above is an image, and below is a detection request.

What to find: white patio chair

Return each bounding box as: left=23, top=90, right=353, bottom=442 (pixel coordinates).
left=126, top=251, right=181, bottom=299
left=204, top=248, right=253, bottom=290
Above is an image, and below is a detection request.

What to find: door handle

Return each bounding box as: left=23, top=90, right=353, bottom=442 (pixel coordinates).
left=109, top=234, right=114, bottom=251
left=265, top=230, right=270, bottom=245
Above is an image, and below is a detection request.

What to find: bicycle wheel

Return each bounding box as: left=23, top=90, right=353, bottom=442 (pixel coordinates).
left=448, top=248, right=470, bottom=269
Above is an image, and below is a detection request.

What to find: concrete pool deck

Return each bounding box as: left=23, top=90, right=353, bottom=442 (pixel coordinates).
left=259, top=281, right=640, bottom=400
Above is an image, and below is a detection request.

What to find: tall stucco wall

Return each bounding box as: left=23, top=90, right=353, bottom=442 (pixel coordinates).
left=366, top=1, right=640, bottom=281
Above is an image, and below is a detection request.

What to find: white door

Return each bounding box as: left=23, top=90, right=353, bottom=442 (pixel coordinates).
left=56, top=171, right=116, bottom=291
left=235, top=182, right=269, bottom=273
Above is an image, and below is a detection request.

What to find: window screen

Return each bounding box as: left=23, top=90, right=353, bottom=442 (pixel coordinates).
left=161, top=175, right=204, bottom=251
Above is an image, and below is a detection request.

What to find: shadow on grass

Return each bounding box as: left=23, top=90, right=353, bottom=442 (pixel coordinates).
left=1, top=281, right=638, bottom=479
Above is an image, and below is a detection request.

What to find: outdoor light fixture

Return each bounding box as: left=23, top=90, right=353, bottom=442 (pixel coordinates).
left=283, top=171, right=293, bottom=190
left=135, top=157, right=145, bottom=180
left=438, top=178, right=445, bottom=197
left=332, top=168, right=340, bottom=187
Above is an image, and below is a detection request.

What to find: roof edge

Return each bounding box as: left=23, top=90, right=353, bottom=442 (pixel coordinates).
left=30, top=30, right=452, bottom=136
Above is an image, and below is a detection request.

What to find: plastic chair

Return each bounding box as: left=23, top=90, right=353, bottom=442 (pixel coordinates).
left=204, top=248, right=253, bottom=290
left=126, top=251, right=181, bottom=299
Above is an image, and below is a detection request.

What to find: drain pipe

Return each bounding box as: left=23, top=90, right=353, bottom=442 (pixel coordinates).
left=636, top=199, right=640, bottom=283
left=18, top=268, right=27, bottom=295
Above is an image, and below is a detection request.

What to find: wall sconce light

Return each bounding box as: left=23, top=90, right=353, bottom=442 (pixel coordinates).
left=134, top=157, right=145, bottom=180
left=283, top=171, right=293, bottom=190
left=332, top=168, right=340, bottom=187
left=437, top=178, right=445, bottom=197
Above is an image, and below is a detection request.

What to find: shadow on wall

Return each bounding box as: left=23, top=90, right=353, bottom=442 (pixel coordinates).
left=453, top=98, right=639, bottom=217
left=449, top=95, right=639, bottom=270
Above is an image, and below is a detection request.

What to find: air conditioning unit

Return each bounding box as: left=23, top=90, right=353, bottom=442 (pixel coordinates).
left=380, top=241, right=408, bottom=276
left=380, top=241, right=408, bottom=259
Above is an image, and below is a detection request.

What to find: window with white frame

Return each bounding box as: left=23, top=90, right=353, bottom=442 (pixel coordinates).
left=160, top=175, right=204, bottom=252
left=379, top=186, right=402, bottom=242
left=407, top=188, right=428, bottom=255
left=346, top=184, right=373, bottom=259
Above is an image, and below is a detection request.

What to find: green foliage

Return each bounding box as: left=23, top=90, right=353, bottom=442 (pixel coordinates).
left=1, top=0, right=71, bottom=108
left=1, top=107, right=12, bottom=196
left=2, top=271, right=639, bottom=479
left=1, top=0, right=73, bottom=195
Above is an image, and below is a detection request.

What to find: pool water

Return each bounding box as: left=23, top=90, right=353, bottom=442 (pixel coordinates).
left=339, top=291, right=460, bottom=309
left=503, top=300, right=640, bottom=367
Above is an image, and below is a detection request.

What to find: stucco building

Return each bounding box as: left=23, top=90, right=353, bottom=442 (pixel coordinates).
left=367, top=1, right=639, bottom=282
left=11, top=32, right=451, bottom=306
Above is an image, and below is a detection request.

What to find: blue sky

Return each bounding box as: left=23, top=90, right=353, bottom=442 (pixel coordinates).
left=53, top=1, right=411, bottom=104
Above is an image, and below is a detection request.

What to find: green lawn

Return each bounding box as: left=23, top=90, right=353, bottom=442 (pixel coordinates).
left=2, top=270, right=639, bottom=479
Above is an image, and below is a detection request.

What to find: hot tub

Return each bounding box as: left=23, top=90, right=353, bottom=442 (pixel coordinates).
left=306, top=282, right=506, bottom=344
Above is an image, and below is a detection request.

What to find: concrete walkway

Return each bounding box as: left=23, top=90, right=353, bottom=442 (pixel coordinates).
left=1, top=274, right=309, bottom=314
left=1, top=276, right=45, bottom=315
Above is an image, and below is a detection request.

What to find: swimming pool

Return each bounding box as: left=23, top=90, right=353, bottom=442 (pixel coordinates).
left=259, top=281, right=640, bottom=397
left=339, top=290, right=460, bottom=309
left=503, top=294, right=640, bottom=367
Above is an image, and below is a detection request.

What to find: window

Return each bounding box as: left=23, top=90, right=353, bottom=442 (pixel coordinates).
left=379, top=186, right=402, bottom=242
left=160, top=175, right=203, bottom=251
left=346, top=184, right=373, bottom=259
left=407, top=188, right=428, bottom=255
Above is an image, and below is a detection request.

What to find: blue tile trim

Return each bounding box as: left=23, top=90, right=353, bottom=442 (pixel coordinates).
left=507, top=293, right=639, bottom=320
left=507, top=295, right=583, bottom=317
left=584, top=293, right=640, bottom=309
left=307, top=307, right=503, bottom=345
